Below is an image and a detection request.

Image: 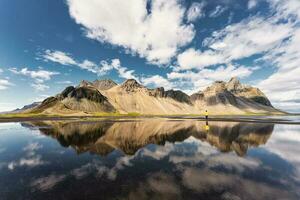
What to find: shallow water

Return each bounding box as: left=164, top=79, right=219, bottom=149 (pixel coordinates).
left=0, top=119, right=299, bottom=200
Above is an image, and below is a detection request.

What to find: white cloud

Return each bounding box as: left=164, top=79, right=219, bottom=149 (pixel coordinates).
left=30, top=83, right=49, bottom=91
left=268, top=0, right=300, bottom=20
left=0, top=68, right=3, bottom=73
left=263, top=125, right=300, bottom=180
left=8, top=156, right=45, bottom=170
left=30, top=174, right=66, bottom=191
left=66, top=0, right=195, bottom=64
left=0, top=79, right=13, bottom=90
left=186, top=2, right=205, bottom=22
left=269, top=101, right=300, bottom=113
left=111, top=59, right=138, bottom=80
left=42, top=50, right=138, bottom=80
left=8, top=142, right=46, bottom=170
left=9, top=67, right=59, bottom=91
left=209, top=5, right=227, bottom=18
left=248, top=0, right=258, bottom=9
left=78, top=59, right=98, bottom=73
left=99, top=59, right=138, bottom=80
left=257, top=28, right=300, bottom=110
left=204, top=17, right=292, bottom=61
left=9, top=68, right=59, bottom=83
left=23, top=142, right=42, bottom=152
left=253, top=0, right=300, bottom=111
left=43, top=50, right=99, bottom=73
left=43, top=50, right=77, bottom=65
left=176, top=14, right=293, bottom=71
left=141, top=75, right=174, bottom=90
left=177, top=48, right=225, bottom=70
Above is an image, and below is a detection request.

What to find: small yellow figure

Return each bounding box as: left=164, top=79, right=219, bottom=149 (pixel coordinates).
left=205, top=125, right=210, bottom=131
left=204, top=116, right=210, bottom=131
left=205, top=110, right=208, bottom=120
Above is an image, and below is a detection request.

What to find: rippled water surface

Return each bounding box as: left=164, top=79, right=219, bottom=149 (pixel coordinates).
left=0, top=119, right=299, bottom=200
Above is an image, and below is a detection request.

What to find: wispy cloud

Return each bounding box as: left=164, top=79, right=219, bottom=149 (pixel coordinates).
left=9, top=67, right=59, bottom=82
left=30, top=174, right=66, bottom=191
left=209, top=5, right=227, bottom=18
left=187, top=2, right=206, bottom=22
left=98, top=59, right=138, bottom=80
left=42, top=50, right=138, bottom=81
left=141, top=75, right=174, bottom=90
left=8, top=142, right=46, bottom=170
left=43, top=50, right=77, bottom=65
left=0, top=79, right=14, bottom=90
left=248, top=0, right=259, bottom=9
left=9, top=67, right=59, bottom=91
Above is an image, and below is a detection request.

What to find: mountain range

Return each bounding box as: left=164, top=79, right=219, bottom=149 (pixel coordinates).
left=22, top=77, right=282, bottom=115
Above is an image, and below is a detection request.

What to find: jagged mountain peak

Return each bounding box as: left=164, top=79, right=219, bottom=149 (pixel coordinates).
left=204, top=81, right=227, bottom=93
left=121, top=79, right=144, bottom=91
left=226, top=77, right=244, bottom=92
left=224, top=77, right=272, bottom=107
left=228, top=76, right=240, bottom=84
left=93, top=79, right=117, bottom=90
left=78, top=80, right=93, bottom=88
left=122, top=79, right=141, bottom=85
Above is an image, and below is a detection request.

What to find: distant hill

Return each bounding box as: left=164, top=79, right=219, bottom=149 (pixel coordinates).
left=21, top=77, right=283, bottom=115
left=8, top=102, right=41, bottom=114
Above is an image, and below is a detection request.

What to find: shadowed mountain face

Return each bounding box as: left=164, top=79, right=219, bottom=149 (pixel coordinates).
left=22, top=77, right=282, bottom=115
left=31, top=85, right=115, bottom=114
left=22, top=120, right=274, bottom=156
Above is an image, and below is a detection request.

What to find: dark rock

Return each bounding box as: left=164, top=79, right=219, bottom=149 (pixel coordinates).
left=164, top=90, right=192, bottom=104
left=206, top=91, right=238, bottom=106
left=59, top=86, right=75, bottom=99
left=148, top=87, right=165, bottom=97
left=190, top=92, right=204, bottom=102
left=249, top=96, right=272, bottom=107
left=69, top=87, right=108, bottom=103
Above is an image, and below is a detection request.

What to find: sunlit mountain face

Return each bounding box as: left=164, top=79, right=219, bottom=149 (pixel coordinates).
left=0, top=119, right=299, bottom=199
left=0, top=0, right=300, bottom=113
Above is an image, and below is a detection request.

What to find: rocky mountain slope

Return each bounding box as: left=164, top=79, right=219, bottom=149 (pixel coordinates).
left=24, top=77, right=282, bottom=115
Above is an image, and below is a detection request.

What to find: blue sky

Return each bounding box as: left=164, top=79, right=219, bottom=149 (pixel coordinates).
left=0, top=0, right=299, bottom=112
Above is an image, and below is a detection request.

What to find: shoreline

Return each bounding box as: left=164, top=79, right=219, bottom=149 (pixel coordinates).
left=0, top=114, right=299, bottom=124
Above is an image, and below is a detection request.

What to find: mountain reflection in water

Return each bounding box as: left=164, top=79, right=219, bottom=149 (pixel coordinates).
left=23, top=120, right=274, bottom=156
left=0, top=120, right=298, bottom=200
